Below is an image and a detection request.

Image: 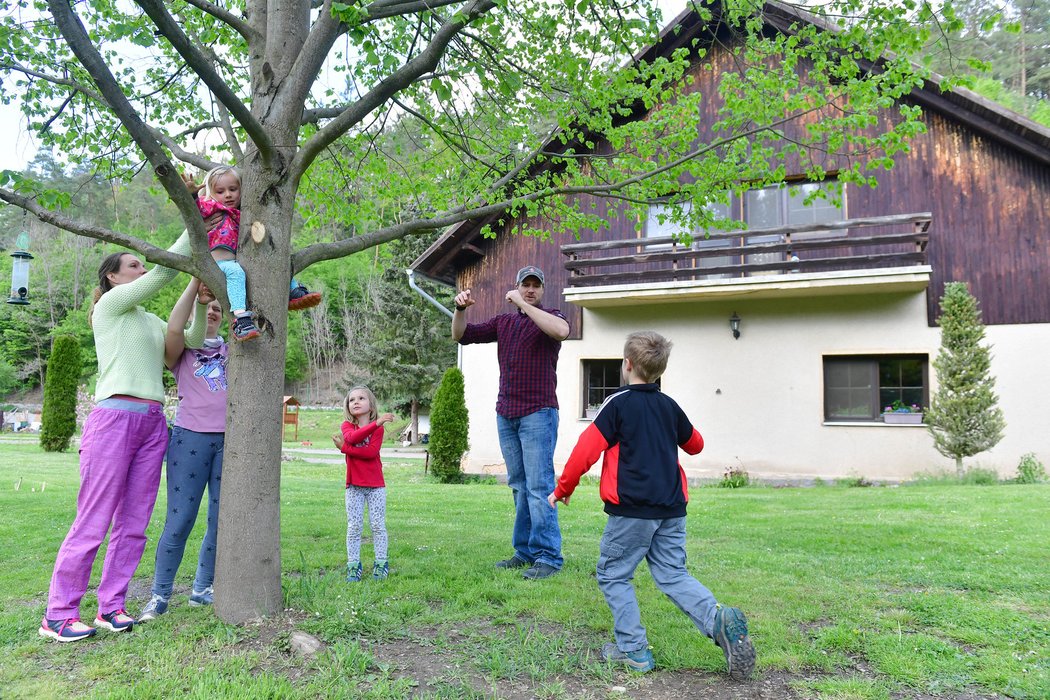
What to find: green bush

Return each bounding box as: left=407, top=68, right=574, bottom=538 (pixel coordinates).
left=961, top=467, right=1000, bottom=486
left=40, top=335, right=82, bottom=452
left=429, top=367, right=468, bottom=483
left=1015, top=453, right=1047, bottom=484
left=719, top=466, right=750, bottom=488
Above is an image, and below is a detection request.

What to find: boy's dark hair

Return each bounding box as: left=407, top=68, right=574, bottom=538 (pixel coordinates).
left=624, top=331, right=672, bottom=382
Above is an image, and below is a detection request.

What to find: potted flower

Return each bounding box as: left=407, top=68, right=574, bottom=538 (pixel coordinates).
left=882, top=400, right=923, bottom=424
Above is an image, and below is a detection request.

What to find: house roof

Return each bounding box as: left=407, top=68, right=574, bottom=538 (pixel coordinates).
left=412, top=2, right=1050, bottom=285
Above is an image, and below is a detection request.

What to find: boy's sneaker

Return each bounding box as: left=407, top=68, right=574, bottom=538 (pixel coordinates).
left=232, top=315, right=260, bottom=341
left=288, top=284, right=322, bottom=311
left=96, top=608, right=135, bottom=632
left=601, top=642, right=655, bottom=672
left=188, top=587, right=214, bottom=607
left=346, top=561, right=363, bottom=583
left=713, top=605, right=756, bottom=680
left=495, top=555, right=530, bottom=569
left=372, top=560, right=389, bottom=580
left=522, top=562, right=559, bottom=580
left=38, top=616, right=96, bottom=642
left=138, top=595, right=169, bottom=623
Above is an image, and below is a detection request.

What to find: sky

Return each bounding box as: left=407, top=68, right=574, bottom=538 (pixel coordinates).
left=0, top=0, right=689, bottom=173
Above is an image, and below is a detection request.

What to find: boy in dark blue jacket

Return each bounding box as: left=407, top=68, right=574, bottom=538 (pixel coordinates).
left=548, top=331, right=755, bottom=679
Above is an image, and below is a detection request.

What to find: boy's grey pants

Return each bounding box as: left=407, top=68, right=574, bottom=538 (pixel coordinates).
left=597, top=515, right=719, bottom=653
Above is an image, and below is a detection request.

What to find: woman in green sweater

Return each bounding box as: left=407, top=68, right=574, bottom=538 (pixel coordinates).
left=39, top=232, right=210, bottom=643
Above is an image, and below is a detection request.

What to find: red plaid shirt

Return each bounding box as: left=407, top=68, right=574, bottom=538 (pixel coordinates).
left=458, top=307, right=567, bottom=419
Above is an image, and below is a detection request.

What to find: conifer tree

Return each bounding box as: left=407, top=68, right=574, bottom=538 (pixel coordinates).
left=429, top=367, right=468, bottom=483
left=39, top=335, right=81, bottom=452
left=346, top=235, right=456, bottom=441
left=926, top=282, right=1005, bottom=476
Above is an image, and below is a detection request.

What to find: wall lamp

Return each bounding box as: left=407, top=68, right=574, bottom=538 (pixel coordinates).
left=729, top=312, right=741, bottom=339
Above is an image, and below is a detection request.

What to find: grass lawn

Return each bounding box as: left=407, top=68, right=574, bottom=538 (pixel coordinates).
left=0, top=438, right=1047, bottom=699
left=283, top=408, right=412, bottom=447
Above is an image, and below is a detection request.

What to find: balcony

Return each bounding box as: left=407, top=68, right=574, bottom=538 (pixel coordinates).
left=561, top=212, right=932, bottom=308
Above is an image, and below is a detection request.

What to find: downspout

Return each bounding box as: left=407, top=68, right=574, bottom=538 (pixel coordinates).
left=406, top=268, right=453, bottom=318
left=406, top=269, right=462, bottom=370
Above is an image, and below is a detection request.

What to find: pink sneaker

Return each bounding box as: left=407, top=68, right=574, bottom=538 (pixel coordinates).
left=39, top=616, right=96, bottom=642
left=96, top=608, right=135, bottom=632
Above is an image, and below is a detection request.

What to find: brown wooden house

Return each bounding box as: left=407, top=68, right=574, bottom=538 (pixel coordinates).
left=413, top=3, right=1050, bottom=481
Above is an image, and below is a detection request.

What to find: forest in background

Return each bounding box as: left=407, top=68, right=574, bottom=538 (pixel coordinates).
left=0, top=0, right=1046, bottom=413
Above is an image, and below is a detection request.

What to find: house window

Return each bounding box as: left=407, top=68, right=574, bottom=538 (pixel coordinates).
left=583, top=359, right=622, bottom=417
left=823, top=355, right=927, bottom=422
left=644, top=202, right=690, bottom=251
left=747, top=179, right=844, bottom=272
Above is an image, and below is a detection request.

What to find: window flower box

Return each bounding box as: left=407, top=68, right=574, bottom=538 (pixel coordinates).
left=882, top=411, right=923, bottom=424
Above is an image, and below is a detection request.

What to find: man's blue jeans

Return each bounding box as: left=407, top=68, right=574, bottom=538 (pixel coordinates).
left=496, top=408, right=563, bottom=569
left=596, top=515, right=718, bottom=653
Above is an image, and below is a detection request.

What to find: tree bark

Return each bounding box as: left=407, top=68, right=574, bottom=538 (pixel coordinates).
left=213, top=168, right=294, bottom=623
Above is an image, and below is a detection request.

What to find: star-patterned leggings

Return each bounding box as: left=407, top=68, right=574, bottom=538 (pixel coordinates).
left=151, top=426, right=224, bottom=598
left=345, top=485, right=388, bottom=564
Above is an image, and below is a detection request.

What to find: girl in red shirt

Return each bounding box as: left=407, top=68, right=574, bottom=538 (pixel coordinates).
left=331, top=385, right=394, bottom=581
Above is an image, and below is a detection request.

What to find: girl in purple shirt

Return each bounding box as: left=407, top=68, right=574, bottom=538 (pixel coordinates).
left=139, top=279, right=228, bottom=622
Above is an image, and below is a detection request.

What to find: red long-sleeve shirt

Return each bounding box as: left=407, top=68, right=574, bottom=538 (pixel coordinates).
left=339, top=420, right=386, bottom=488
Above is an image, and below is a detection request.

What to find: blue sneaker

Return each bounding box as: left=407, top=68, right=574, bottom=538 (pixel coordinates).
left=95, top=608, right=135, bottom=632
left=188, top=587, right=214, bottom=607
left=372, top=560, right=389, bottom=580
left=138, top=595, right=169, bottom=623
left=38, top=616, right=96, bottom=642
left=713, top=606, right=756, bottom=680
left=601, top=642, right=655, bottom=672
left=346, top=561, right=363, bottom=583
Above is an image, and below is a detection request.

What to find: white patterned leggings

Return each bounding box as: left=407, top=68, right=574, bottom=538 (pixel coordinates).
left=345, top=485, right=388, bottom=563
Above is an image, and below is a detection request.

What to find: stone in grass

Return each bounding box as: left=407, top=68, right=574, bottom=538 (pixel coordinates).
left=289, top=630, right=325, bottom=657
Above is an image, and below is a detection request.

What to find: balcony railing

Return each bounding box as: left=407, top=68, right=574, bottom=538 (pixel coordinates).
left=561, top=212, right=931, bottom=287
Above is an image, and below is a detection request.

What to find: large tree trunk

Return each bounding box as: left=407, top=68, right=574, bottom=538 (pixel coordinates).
left=213, top=170, right=295, bottom=623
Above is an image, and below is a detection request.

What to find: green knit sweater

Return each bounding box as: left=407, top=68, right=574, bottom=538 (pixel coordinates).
left=93, top=232, right=203, bottom=403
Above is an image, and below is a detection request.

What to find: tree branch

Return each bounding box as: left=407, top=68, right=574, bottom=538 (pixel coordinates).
left=292, top=0, right=498, bottom=182
left=180, top=0, right=259, bottom=42
left=293, top=104, right=832, bottom=272
left=132, top=0, right=275, bottom=166
left=360, top=0, right=468, bottom=23
left=0, top=187, right=195, bottom=273
left=46, top=0, right=214, bottom=268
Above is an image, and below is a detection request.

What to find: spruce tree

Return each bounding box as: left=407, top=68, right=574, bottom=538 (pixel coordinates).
left=925, top=282, right=1005, bottom=476
left=345, top=235, right=456, bottom=441
left=429, top=367, right=468, bottom=483
left=39, top=335, right=82, bottom=452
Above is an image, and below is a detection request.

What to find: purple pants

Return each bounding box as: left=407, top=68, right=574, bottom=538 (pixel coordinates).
left=46, top=403, right=168, bottom=619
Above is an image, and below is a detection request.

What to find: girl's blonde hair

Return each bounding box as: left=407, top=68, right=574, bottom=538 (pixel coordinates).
left=202, top=165, right=240, bottom=201
left=343, top=385, right=379, bottom=425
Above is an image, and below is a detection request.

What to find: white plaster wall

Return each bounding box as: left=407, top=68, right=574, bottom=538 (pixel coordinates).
left=458, top=293, right=1050, bottom=482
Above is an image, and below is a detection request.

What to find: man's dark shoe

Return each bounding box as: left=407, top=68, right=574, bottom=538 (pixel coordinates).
left=495, top=555, right=530, bottom=569
left=713, top=605, right=756, bottom=680
left=522, top=562, right=559, bottom=580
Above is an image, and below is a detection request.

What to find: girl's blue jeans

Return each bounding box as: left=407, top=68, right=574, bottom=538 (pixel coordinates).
left=151, top=426, right=224, bottom=598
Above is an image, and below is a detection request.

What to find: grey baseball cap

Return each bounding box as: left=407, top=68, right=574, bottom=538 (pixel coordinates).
left=516, top=265, right=544, bottom=285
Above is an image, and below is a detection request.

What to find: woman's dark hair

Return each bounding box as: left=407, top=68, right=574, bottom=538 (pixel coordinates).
left=97, top=252, right=128, bottom=295
left=89, top=252, right=131, bottom=327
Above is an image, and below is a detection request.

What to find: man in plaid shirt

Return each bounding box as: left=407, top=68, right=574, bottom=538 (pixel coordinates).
left=452, top=265, right=569, bottom=580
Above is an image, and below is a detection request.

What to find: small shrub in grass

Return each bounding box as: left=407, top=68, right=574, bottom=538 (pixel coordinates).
left=1015, top=453, right=1047, bottom=484
left=719, top=466, right=750, bottom=488
left=40, top=335, right=81, bottom=452
left=961, top=466, right=1000, bottom=485
left=837, top=474, right=875, bottom=487
left=429, top=367, right=468, bottom=483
